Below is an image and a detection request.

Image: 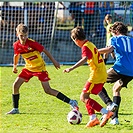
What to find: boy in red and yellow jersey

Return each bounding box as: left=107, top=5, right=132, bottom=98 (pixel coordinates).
left=6, top=23, right=78, bottom=114
left=63, top=27, right=113, bottom=127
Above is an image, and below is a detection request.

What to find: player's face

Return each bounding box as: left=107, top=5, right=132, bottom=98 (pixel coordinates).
left=71, top=36, right=83, bottom=48
left=106, top=19, right=112, bottom=24
left=17, top=33, right=28, bottom=45
left=111, top=31, right=115, bottom=36
left=74, top=40, right=83, bottom=48
left=111, top=31, right=119, bottom=36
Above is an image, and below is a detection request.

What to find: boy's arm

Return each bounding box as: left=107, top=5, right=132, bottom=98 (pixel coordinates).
left=13, top=54, right=20, bottom=73
left=103, top=20, right=107, bottom=28
left=63, top=56, right=87, bottom=73
left=59, top=2, right=66, bottom=9
left=42, top=49, right=60, bottom=69
left=98, top=45, right=114, bottom=54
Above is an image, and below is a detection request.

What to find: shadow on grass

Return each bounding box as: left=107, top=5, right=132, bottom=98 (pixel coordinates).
left=19, top=112, right=55, bottom=115
left=83, top=112, right=133, bottom=116
left=82, top=112, right=133, bottom=130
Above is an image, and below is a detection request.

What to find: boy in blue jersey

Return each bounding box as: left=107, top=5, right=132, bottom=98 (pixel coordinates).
left=98, top=22, right=133, bottom=125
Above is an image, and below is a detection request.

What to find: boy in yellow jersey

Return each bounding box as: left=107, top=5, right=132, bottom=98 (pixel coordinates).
left=63, top=27, right=113, bottom=127
left=6, top=23, right=78, bottom=114
left=103, top=14, right=115, bottom=64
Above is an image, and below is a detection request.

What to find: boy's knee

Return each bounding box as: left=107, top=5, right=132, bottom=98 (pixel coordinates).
left=44, top=88, right=52, bottom=95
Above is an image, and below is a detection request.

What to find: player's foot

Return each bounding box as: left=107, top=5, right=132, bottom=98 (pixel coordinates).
left=86, top=118, right=100, bottom=128
left=100, top=111, right=113, bottom=127
left=110, top=117, right=119, bottom=125
left=100, top=103, right=117, bottom=120
left=106, top=102, right=118, bottom=112
left=6, top=108, right=19, bottom=114
left=69, top=100, right=79, bottom=110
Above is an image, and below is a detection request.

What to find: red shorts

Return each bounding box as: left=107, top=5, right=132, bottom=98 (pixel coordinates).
left=82, top=81, right=104, bottom=95
left=19, top=68, right=50, bottom=82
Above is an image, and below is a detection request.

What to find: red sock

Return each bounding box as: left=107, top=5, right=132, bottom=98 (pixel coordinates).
left=86, top=103, right=95, bottom=115
left=86, top=98, right=102, bottom=112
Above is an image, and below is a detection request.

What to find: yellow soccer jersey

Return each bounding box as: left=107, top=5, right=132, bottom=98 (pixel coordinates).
left=82, top=41, right=107, bottom=83
left=13, top=38, right=46, bottom=72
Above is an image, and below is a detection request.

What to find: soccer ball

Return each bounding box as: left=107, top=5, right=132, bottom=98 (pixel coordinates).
left=67, top=109, right=82, bottom=124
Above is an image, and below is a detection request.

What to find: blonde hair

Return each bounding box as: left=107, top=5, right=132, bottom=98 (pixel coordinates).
left=16, top=23, right=28, bottom=34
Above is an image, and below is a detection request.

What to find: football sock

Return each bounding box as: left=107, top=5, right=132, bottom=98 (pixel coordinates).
left=104, top=59, right=107, bottom=64
left=86, top=98, right=102, bottom=112
left=112, top=96, right=121, bottom=119
left=100, top=108, right=108, bottom=114
left=12, top=94, right=20, bottom=108
left=90, top=114, right=96, bottom=120
left=56, top=92, right=70, bottom=103
left=98, top=87, right=112, bottom=105
left=86, top=104, right=95, bottom=115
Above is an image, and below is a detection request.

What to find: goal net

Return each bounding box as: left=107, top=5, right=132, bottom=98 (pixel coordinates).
left=0, top=1, right=133, bottom=65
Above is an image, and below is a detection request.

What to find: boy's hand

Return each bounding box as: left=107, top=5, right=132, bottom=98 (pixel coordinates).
left=12, top=67, right=18, bottom=73
left=53, top=61, right=60, bottom=70
left=63, top=68, right=72, bottom=73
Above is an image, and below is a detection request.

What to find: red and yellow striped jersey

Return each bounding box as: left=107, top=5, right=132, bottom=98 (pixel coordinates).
left=13, top=38, right=46, bottom=72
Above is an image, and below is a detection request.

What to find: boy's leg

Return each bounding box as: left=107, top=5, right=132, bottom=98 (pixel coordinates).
left=98, top=87, right=118, bottom=112
left=56, top=92, right=70, bottom=103
left=6, top=77, right=25, bottom=114
left=98, top=87, right=112, bottom=105
left=6, top=94, right=20, bottom=114
left=56, top=92, right=78, bottom=109
left=112, top=96, right=121, bottom=119
left=109, top=96, right=121, bottom=125
left=12, top=94, right=20, bottom=108
left=41, top=81, right=78, bottom=109
left=85, top=98, right=113, bottom=127
left=85, top=98, right=100, bottom=127
left=84, top=82, right=112, bottom=105
left=86, top=98, right=103, bottom=112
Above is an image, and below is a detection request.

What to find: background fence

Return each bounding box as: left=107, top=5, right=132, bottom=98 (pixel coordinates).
left=0, top=1, right=133, bottom=65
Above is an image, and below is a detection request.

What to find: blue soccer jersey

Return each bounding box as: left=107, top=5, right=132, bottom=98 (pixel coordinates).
left=109, top=35, right=133, bottom=76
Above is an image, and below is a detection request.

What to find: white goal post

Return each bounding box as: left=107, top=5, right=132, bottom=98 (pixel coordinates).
left=0, top=1, right=133, bottom=65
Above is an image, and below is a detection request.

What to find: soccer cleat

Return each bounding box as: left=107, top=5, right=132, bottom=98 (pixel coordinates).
left=100, top=111, right=114, bottom=127
left=69, top=100, right=79, bottom=110
left=110, top=117, right=119, bottom=125
left=106, top=102, right=118, bottom=112
left=6, top=108, right=19, bottom=114
left=86, top=118, right=100, bottom=128
left=100, top=103, right=118, bottom=120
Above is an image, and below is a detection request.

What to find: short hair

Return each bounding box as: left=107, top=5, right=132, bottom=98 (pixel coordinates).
left=16, top=23, right=28, bottom=34
left=71, top=27, right=86, bottom=41
left=109, top=21, right=128, bottom=35
left=105, top=14, right=112, bottom=20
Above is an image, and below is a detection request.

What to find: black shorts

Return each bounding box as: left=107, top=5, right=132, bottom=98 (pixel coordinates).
left=107, top=68, right=133, bottom=87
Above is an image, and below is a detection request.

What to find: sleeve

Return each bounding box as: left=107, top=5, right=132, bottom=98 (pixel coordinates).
left=13, top=42, right=19, bottom=55
left=103, top=21, right=107, bottom=28
left=108, top=37, right=116, bottom=49
left=82, top=46, right=93, bottom=59
left=29, top=41, right=44, bottom=52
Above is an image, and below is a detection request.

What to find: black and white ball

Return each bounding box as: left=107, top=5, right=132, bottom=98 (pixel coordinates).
left=67, top=109, right=82, bottom=124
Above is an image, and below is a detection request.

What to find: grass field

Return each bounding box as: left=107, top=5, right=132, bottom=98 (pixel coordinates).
left=0, top=65, right=133, bottom=133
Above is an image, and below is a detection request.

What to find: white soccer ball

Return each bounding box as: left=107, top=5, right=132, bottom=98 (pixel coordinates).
left=67, top=109, right=82, bottom=124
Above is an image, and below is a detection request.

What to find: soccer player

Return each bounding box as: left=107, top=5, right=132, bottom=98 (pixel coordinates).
left=63, top=27, right=114, bottom=127
left=6, top=23, right=78, bottom=114
left=103, top=14, right=115, bottom=64
left=98, top=22, right=133, bottom=125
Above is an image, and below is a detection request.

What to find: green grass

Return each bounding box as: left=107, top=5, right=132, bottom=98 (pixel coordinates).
left=1, top=65, right=133, bottom=133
